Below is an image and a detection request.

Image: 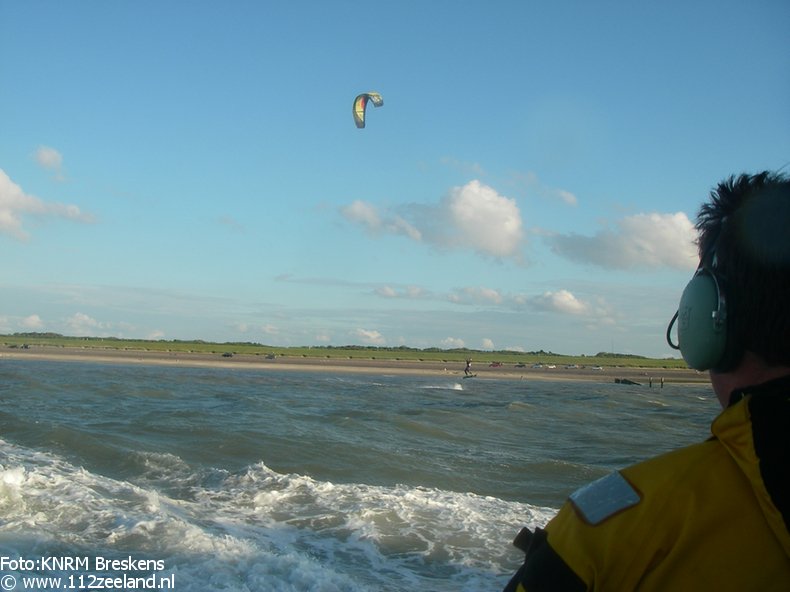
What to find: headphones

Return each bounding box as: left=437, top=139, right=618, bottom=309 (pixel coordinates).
left=666, top=233, right=740, bottom=371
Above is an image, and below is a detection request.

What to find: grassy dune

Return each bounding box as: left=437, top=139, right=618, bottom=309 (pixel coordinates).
left=1, top=333, right=689, bottom=369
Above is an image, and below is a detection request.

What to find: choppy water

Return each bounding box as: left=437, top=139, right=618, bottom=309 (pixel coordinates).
left=0, top=359, right=715, bottom=590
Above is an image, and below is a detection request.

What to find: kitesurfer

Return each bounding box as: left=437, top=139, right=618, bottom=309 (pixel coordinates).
left=465, top=359, right=473, bottom=376
left=502, top=171, right=790, bottom=591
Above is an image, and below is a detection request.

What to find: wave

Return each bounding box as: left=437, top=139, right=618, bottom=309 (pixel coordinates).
left=0, top=439, right=553, bottom=591
left=419, top=382, right=464, bottom=391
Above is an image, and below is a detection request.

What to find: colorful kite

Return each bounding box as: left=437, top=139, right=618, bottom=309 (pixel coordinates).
left=352, top=92, right=383, bottom=128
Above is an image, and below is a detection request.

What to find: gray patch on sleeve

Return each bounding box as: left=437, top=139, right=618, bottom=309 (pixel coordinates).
left=569, top=471, right=641, bottom=525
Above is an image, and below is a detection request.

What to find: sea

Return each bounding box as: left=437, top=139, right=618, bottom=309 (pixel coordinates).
left=0, top=359, right=716, bottom=591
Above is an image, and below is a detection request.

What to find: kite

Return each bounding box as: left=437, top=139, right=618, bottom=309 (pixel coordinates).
left=352, top=92, right=383, bottom=128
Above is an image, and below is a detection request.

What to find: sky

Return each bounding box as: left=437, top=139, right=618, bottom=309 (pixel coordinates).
left=1, top=1, right=788, bottom=358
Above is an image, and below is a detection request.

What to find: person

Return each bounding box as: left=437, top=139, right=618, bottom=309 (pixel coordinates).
left=465, top=359, right=473, bottom=376
left=502, top=171, right=790, bottom=591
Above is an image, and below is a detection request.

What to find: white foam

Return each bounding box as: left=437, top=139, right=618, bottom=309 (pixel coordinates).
left=0, top=440, right=552, bottom=591
left=420, top=382, right=464, bottom=391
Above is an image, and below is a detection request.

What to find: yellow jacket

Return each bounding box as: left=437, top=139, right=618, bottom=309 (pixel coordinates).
left=504, top=378, right=790, bottom=591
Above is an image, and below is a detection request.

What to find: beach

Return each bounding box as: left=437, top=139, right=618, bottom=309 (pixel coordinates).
left=0, top=344, right=709, bottom=384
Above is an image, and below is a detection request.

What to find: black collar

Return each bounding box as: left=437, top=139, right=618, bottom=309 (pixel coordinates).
left=728, top=373, right=790, bottom=407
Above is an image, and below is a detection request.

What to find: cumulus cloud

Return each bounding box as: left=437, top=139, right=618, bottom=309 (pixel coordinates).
left=0, top=168, right=94, bottom=240
left=481, top=338, right=495, bottom=350
left=34, top=146, right=67, bottom=182
left=441, top=336, right=466, bottom=349
left=341, top=200, right=423, bottom=241
left=388, top=215, right=422, bottom=241
left=35, top=146, right=63, bottom=171
left=61, top=312, right=144, bottom=337
left=375, top=285, right=430, bottom=299
left=66, top=312, right=105, bottom=334
left=373, top=281, right=595, bottom=320
left=21, top=314, right=44, bottom=329
left=342, top=200, right=381, bottom=229
left=547, top=212, right=697, bottom=270
left=448, top=286, right=503, bottom=305
left=354, top=328, right=385, bottom=345
left=261, top=324, right=280, bottom=336
left=442, top=180, right=523, bottom=257
left=341, top=180, right=524, bottom=260
left=530, top=290, right=589, bottom=315
left=555, top=189, right=578, bottom=206
left=437, top=284, right=594, bottom=318
left=376, top=286, right=398, bottom=298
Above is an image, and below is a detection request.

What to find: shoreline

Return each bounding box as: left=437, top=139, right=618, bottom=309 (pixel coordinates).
left=1, top=345, right=709, bottom=385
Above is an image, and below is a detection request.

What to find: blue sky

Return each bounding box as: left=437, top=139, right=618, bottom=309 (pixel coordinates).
left=1, top=1, right=788, bottom=357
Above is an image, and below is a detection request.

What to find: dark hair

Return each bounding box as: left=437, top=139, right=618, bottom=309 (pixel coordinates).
left=697, top=171, right=790, bottom=366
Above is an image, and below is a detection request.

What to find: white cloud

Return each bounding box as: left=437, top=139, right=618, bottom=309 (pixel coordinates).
left=481, top=338, right=495, bottom=350
left=387, top=215, right=422, bottom=241
left=376, top=286, right=398, bottom=298
left=442, top=180, right=523, bottom=258
left=441, top=336, right=466, bottom=348
left=547, top=211, right=697, bottom=270
left=21, top=314, right=44, bottom=329
left=375, top=285, right=430, bottom=299
left=341, top=180, right=524, bottom=260
left=261, top=324, right=279, bottom=335
left=353, top=328, right=385, bottom=345
left=34, top=146, right=63, bottom=171
left=0, top=168, right=94, bottom=240
left=404, top=286, right=427, bottom=299
left=371, top=282, right=596, bottom=320
left=341, top=200, right=381, bottom=230
left=61, top=313, right=144, bottom=338
left=448, top=286, right=503, bottom=305
left=340, top=201, right=423, bottom=241
left=66, top=312, right=105, bottom=334
left=556, top=189, right=578, bottom=206
left=34, top=146, right=66, bottom=182
left=530, top=290, right=589, bottom=315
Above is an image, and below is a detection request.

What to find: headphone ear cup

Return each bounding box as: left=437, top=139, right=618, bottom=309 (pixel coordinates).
left=676, top=271, right=727, bottom=371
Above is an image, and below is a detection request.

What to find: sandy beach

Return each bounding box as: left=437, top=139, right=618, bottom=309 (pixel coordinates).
left=1, top=345, right=709, bottom=385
